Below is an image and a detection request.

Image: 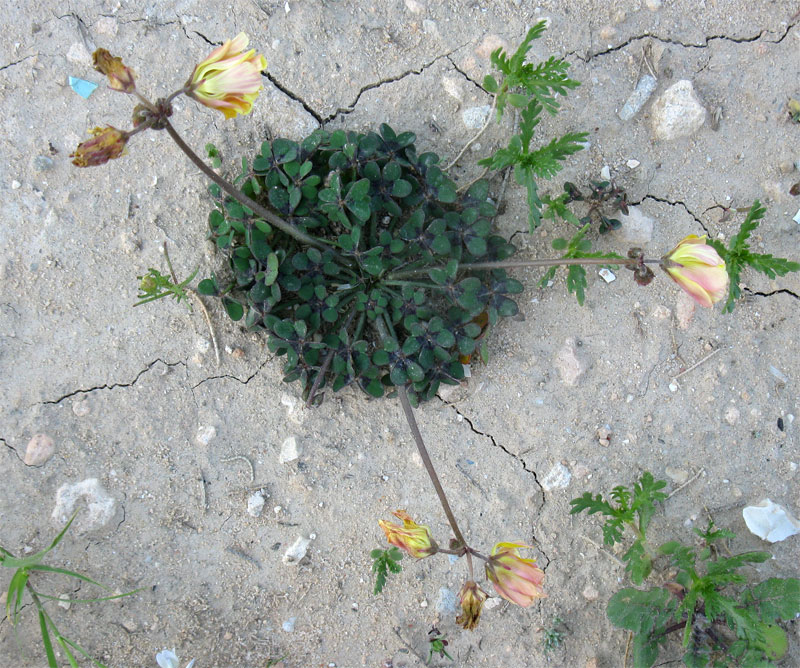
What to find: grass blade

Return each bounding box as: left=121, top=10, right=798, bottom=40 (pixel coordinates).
left=38, top=610, right=59, bottom=668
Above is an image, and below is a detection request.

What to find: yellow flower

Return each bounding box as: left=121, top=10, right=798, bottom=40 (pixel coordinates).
left=92, top=48, right=136, bottom=93
left=485, top=542, right=546, bottom=607
left=187, top=33, right=267, bottom=119
left=378, top=510, right=438, bottom=559
left=456, top=581, right=488, bottom=630
left=70, top=126, right=129, bottom=167
left=661, top=235, right=728, bottom=307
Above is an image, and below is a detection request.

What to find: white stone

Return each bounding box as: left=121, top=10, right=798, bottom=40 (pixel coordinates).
left=11, top=180, right=21, bottom=190
left=645, top=0, right=662, bottom=10
left=651, top=80, right=707, bottom=140
left=540, top=463, right=572, bottom=491
left=555, top=338, right=586, bottom=386
left=24, top=433, right=55, bottom=466
left=247, top=491, right=266, bottom=517
left=95, top=17, right=119, bottom=36
left=282, top=617, right=296, bottom=632
left=404, top=0, right=425, bottom=12
left=615, top=206, right=654, bottom=245
left=724, top=406, right=740, bottom=425
left=600, top=165, right=611, bottom=181
left=582, top=584, right=599, bottom=601
left=626, top=159, right=640, bottom=169
left=196, top=425, right=216, bottom=446
left=279, top=436, right=300, bottom=463
left=435, top=587, right=458, bottom=614
left=462, top=105, right=491, bottom=129
left=442, top=76, right=463, bottom=101
left=283, top=535, right=311, bottom=564
left=743, top=499, right=800, bottom=543
left=51, top=479, right=116, bottom=531
left=483, top=597, right=502, bottom=610
left=66, top=42, right=91, bottom=66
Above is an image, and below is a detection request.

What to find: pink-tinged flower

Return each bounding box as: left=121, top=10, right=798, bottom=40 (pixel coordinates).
left=70, top=126, right=129, bottom=167
left=661, top=235, right=728, bottom=307
left=186, top=33, right=267, bottom=119
left=378, top=510, right=438, bottom=559
left=485, top=542, right=546, bottom=607
left=92, top=48, right=136, bottom=93
left=456, top=581, right=488, bottom=630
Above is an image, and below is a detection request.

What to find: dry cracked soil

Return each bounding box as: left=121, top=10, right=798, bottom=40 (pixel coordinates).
left=1, top=1, right=800, bottom=667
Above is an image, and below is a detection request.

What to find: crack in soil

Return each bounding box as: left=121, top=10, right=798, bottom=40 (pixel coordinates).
left=2, top=437, right=23, bottom=463
left=632, top=194, right=709, bottom=234
left=744, top=287, right=800, bottom=302
left=446, top=55, right=487, bottom=93
left=191, top=357, right=270, bottom=390
left=438, top=398, right=545, bottom=512
left=38, top=359, right=186, bottom=406
left=321, top=49, right=464, bottom=124
left=0, top=55, right=35, bottom=72
left=575, top=21, right=798, bottom=62
left=263, top=72, right=324, bottom=124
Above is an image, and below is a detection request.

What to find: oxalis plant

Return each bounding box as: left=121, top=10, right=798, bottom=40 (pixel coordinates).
left=68, top=23, right=800, bottom=653
left=571, top=473, right=800, bottom=667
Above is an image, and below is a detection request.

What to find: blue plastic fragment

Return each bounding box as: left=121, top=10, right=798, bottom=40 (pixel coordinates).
left=69, top=76, right=98, bottom=99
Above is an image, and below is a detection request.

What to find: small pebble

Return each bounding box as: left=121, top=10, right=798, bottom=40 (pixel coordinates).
left=618, top=74, right=657, bottom=121
left=484, top=597, right=502, bottom=610
left=24, top=433, right=55, bottom=466
left=435, top=587, right=458, bottom=614
left=11, top=180, right=21, bottom=189
left=600, top=165, right=611, bottom=180
left=33, top=155, right=54, bottom=171
left=582, top=584, right=599, bottom=601
left=72, top=399, right=90, bottom=417
left=724, top=406, right=740, bottom=426
left=461, top=105, right=491, bottom=130
left=779, top=160, right=795, bottom=174
left=282, top=617, right=296, bottom=632
left=279, top=436, right=300, bottom=463
left=540, top=463, right=572, bottom=491
left=665, top=467, right=689, bottom=484
left=247, top=491, right=266, bottom=517
left=57, top=594, right=71, bottom=611
left=626, top=159, right=640, bottom=169
left=231, top=347, right=245, bottom=359
left=283, top=535, right=311, bottom=564
left=196, top=425, right=216, bottom=446
left=668, top=381, right=678, bottom=392
left=404, top=0, right=425, bottom=13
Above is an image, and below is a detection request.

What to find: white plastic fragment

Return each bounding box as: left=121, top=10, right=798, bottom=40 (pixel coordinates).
left=618, top=74, right=657, bottom=121
left=793, top=208, right=800, bottom=225
left=598, top=268, right=616, bottom=283
left=742, top=499, right=800, bottom=543
left=247, top=491, right=266, bottom=517
left=540, top=463, right=572, bottom=491
left=768, top=365, right=789, bottom=385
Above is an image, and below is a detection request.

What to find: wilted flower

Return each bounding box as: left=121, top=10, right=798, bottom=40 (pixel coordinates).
left=93, top=48, right=136, bottom=93
left=456, top=581, right=488, bottom=630
left=378, top=510, right=438, bottom=559
left=156, top=649, right=195, bottom=668
left=485, top=542, right=546, bottom=607
left=186, top=33, right=267, bottom=119
left=661, top=235, right=728, bottom=307
left=70, top=126, right=129, bottom=167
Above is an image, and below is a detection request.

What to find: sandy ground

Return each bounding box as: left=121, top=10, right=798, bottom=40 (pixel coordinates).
left=2, top=1, right=799, bottom=666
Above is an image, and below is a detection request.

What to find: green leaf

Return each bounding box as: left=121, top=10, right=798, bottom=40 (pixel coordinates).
left=264, top=253, right=280, bottom=286
left=39, top=610, right=58, bottom=668
left=607, top=588, right=673, bottom=634
left=223, top=299, right=244, bottom=321
left=197, top=278, right=218, bottom=296
left=744, top=578, right=800, bottom=622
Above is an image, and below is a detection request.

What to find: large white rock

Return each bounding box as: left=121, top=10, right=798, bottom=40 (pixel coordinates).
left=651, top=80, right=707, bottom=140
left=615, top=206, right=654, bottom=245
left=52, top=479, right=116, bottom=532
left=743, top=499, right=800, bottom=543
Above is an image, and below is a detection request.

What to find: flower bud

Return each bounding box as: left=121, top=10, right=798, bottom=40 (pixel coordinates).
left=378, top=510, right=438, bottom=559
left=70, top=126, right=129, bottom=167
left=661, top=235, right=728, bottom=307
left=456, top=581, right=488, bottom=630
left=485, top=542, right=546, bottom=607
left=187, top=33, right=267, bottom=119
left=93, top=48, right=136, bottom=93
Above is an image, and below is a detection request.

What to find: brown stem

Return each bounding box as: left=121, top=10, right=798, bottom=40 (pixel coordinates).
left=388, top=256, right=660, bottom=280
left=397, top=385, right=474, bottom=580
left=163, top=120, right=338, bottom=255
left=305, top=306, right=358, bottom=407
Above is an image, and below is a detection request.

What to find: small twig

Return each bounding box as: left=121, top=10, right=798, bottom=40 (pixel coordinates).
left=221, top=455, right=255, bottom=483
left=580, top=535, right=625, bottom=567
left=392, top=627, right=428, bottom=665
left=445, top=94, right=498, bottom=171
left=623, top=631, right=632, bottom=668
left=189, top=289, right=220, bottom=367
left=667, top=468, right=705, bottom=500
left=673, top=347, right=721, bottom=381
left=200, top=470, right=209, bottom=511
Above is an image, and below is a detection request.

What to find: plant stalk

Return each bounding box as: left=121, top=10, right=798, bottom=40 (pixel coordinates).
left=397, top=385, right=474, bottom=579
left=389, top=256, right=658, bottom=280
left=163, top=120, right=338, bottom=256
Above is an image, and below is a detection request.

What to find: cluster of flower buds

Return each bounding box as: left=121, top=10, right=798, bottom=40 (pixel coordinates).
left=71, top=33, right=267, bottom=167
left=379, top=511, right=545, bottom=631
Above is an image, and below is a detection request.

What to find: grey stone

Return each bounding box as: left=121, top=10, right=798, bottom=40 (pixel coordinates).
left=618, top=74, right=657, bottom=121
left=540, top=463, right=572, bottom=491
left=555, top=338, right=586, bottom=386
left=615, top=206, right=654, bottom=245
left=279, top=435, right=300, bottom=463
left=651, top=80, right=707, bottom=140
left=435, top=587, right=458, bottom=614
left=462, top=105, right=491, bottom=129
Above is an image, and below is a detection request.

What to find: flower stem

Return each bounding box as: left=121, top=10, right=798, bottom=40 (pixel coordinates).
left=163, top=119, right=338, bottom=256
left=389, top=256, right=647, bottom=280
left=397, top=384, right=474, bottom=580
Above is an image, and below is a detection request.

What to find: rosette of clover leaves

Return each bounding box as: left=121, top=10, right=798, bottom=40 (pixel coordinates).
left=199, top=124, right=522, bottom=404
